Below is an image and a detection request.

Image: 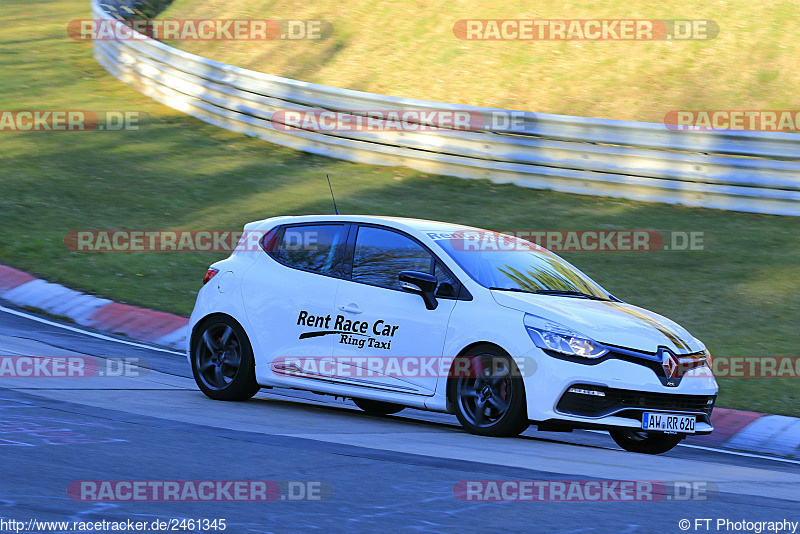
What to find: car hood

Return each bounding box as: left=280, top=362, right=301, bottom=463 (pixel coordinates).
left=492, top=291, right=704, bottom=354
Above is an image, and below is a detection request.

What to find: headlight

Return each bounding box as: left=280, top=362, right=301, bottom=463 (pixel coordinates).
left=524, top=313, right=608, bottom=359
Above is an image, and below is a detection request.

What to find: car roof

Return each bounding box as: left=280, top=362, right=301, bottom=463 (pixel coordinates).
left=249, top=214, right=483, bottom=236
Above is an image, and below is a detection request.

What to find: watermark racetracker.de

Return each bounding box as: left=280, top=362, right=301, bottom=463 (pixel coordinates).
left=1, top=518, right=227, bottom=532
left=0, top=111, right=145, bottom=132
left=269, top=109, right=533, bottom=133
left=453, top=19, right=719, bottom=40
left=0, top=356, right=149, bottom=378
left=67, top=19, right=333, bottom=41
left=454, top=480, right=719, bottom=502
left=439, top=229, right=706, bottom=252
left=68, top=480, right=333, bottom=502
left=643, top=355, right=800, bottom=380
left=64, top=229, right=707, bottom=252
left=665, top=110, right=800, bottom=132
left=706, top=356, right=800, bottom=378
left=271, top=354, right=537, bottom=378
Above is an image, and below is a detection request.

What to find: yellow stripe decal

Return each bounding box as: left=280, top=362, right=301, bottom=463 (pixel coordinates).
left=603, top=302, right=691, bottom=352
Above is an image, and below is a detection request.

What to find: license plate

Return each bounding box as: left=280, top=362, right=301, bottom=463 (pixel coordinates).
left=642, top=412, right=696, bottom=433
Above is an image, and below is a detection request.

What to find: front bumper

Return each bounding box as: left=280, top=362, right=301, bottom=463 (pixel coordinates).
left=521, top=346, right=718, bottom=435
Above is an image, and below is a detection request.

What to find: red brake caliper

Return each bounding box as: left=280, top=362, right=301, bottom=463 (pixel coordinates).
left=469, top=355, right=485, bottom=381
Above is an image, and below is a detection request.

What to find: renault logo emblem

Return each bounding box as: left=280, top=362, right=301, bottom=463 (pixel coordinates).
left=661, top=349, right=679, bottom=379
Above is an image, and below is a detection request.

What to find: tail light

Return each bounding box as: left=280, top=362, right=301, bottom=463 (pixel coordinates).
left=202, top=267, right=219, bottom=285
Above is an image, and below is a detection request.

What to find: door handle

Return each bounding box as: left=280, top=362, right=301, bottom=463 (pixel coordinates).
left=338, top=304, right=363, bottom=314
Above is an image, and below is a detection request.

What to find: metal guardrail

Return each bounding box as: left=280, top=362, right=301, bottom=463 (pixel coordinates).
left=91, top=0, right=800, bottom=215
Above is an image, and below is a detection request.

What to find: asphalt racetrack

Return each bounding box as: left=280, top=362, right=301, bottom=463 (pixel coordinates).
left=0, top=302, right=798, bottom=533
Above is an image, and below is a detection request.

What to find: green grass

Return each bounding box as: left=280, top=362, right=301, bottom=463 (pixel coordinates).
left=0, top=0, right=798, bottom=416
left=159, top=0, right=800, bottom=123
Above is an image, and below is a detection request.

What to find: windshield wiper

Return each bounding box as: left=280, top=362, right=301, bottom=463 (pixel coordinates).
left=489, top=287, right=609, bottom=301
left=532, top=289, right=609, bottom=301
left=489, top=287, right=536, bottom=294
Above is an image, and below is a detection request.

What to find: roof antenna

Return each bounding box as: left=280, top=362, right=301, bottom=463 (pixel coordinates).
left=326, top=174, right=340, bottom=215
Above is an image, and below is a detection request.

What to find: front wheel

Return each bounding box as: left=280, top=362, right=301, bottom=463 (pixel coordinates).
left=450, top=347, right=529, bottom=437
left=191, top=317, right=260, bottom=401
left=609, top=429, right=683, bottom=454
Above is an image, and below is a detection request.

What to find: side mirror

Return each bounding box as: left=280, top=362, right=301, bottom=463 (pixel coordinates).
left=398, top=271, right=439, bottom=310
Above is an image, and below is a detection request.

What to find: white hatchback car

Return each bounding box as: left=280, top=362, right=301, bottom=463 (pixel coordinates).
left=188, top=215, right=717, bottom=454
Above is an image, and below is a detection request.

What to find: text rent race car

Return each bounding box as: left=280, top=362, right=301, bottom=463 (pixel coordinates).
left=188, top=215, right=717, bottom=454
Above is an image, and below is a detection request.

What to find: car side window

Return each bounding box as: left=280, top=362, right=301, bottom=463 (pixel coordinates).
left=276, top=224, right=346, bottom=275
left=352, top=227, right=433, bottom=289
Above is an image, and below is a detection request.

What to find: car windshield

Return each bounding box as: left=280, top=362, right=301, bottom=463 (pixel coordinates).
left=432, top=230, right=611, bottom=300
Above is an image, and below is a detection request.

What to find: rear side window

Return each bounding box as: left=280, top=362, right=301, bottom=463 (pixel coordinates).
left=275, top=224, right=346, bottom=275
left=352, top=226, right=433, bottom=289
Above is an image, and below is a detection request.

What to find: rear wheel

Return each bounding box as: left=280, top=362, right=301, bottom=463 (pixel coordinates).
left=609, top=429, right=683, bottom=454
left=191, top=317, right=260, bottom=401
left=450, top=346, right=529, bottom=437
left=352, top=398, right=405, bottom=415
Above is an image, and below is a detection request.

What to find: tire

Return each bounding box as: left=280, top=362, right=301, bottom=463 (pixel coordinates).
left=352, top=398, right=405, bottom=415
left=191, top=316, right=260, bottom=401
left=449, top=346, right=529, bottom=437
left=609, top=429, right=683, bottom=454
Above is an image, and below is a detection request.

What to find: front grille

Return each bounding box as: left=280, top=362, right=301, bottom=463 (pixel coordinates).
left=556, top=384, right=715, bottom=421
left=542, top=347, right=709, bottom=387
